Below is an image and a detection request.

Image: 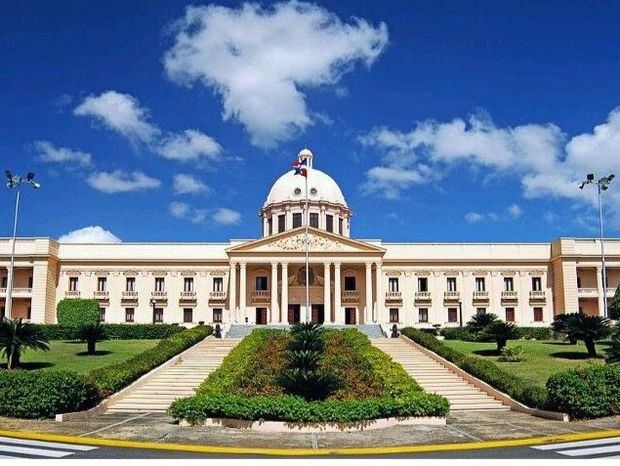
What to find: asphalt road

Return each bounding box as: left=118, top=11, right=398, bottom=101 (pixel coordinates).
left=1, top=434, right=620, bottom=459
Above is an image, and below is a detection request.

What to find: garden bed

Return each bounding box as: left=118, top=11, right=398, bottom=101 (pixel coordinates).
left=169, top=327, right=448, bottom=427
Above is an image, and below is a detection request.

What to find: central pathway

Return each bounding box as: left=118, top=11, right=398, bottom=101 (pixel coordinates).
left=372, top=338, right=509, bottom=411
left=106, top=338, right=240, bottom=413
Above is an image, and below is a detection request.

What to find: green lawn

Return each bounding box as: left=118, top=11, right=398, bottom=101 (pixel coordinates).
left=1, top=339, right=158, bottom=373
left=443, top=339, right=606, bottom=389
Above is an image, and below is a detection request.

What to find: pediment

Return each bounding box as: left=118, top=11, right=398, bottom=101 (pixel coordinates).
left=227, top=227, right=385, bottom=255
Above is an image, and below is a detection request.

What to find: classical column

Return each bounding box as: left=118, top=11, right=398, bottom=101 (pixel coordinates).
left=323, top=262, right=331, bottom=323
left=596, top=266, right=605, bottom=316
left=281, top=263, right=289, bottom=324
left=270, top=262, right=279, bottom=323
left=375, top=262, right=383, bottom=323
left=365, top=262, right=373, bottom=324
left=229, top=262, right=237, bottom=322
left=334, top=263, right=342, bottom=324
left=239, top=262, right=247, bottom=322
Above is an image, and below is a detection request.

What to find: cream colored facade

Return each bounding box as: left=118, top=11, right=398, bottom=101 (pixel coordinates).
left=1, top=150, right=619, bottom=327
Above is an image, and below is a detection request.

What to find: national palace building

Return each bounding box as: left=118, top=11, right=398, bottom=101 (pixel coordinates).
left=1, top=149, right=619, bottom=329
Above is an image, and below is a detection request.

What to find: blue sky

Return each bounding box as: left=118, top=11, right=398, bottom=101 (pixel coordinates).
left=2, top=0, right=620, bottom=243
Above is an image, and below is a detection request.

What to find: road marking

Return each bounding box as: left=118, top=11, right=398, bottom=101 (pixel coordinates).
left=533, top=436, right=620, bottom=450
left=560, top=444, right=620, bottom=457
left=0, top=436, right=97, bottom=459
left=532, top=436, right=620, bottom=459
left=0, top=436, right=95, bottom=451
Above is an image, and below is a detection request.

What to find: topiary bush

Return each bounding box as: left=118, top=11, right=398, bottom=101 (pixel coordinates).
left=35, top=325, right=77, bottom=340
left=56, top=299, right=100, bottom=327
left=440, top=327, right=476, bottom=341
left=547, top=364, right=620, bottom=419
left=35, top=323, right=186, bottom=341
left=0, top=369, right=101, bottom=419
left=514, top=327, right=553, bottom=340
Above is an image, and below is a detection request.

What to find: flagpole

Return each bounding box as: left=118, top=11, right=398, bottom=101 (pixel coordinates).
left=304, top=166, right=310, bottom=323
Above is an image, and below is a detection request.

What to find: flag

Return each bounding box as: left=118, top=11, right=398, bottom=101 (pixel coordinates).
left=292, top=157, right=308, bottom=177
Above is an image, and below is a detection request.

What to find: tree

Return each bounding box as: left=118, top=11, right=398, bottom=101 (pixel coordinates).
left=75, top=322, right=106, bottom=355
left=552, top=314, right=577, bottom=344
left=481, top=321, right=517, bottom=352
left=0, top=318, right=50, bottom=369
left=465, top=312, right=499, bottom=338
left=564, top=314, right=611, bottom=358
left=56, top=299, right=100, bottom=328
left=610, top=287, right=620, bottom=320
left=604, top=324, right=620, bottom=364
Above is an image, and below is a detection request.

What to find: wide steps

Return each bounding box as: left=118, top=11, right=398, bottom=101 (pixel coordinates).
left=372, top=338, right=509, bottom=412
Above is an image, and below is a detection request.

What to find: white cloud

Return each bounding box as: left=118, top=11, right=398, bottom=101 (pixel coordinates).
left=360, top=107, right=620, bottom=227
left=164, top=2, right=388, bottom=147
left=87, top=170, right=161, bottom=194
left=507, top=204, right=523, bottom=219
left=74, top=90, right=159, bottom=143
left=33, top=140, right=92, bottom=166
left=213, top=207, right=241, bottom=225
left=157, top=129, right=222, bottom=162
left=58, top=226, right=121, bottom=243
left=169, top=201, right=207, bottom=224
left=465, top=212, right=484, bottom=223
left=173, top=173, right=211, bottom=195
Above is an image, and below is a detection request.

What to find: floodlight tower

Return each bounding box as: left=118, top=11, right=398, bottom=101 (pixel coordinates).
left=4, top=170, right=41, bottom=319
left=579, top=173, right=615, bottom=318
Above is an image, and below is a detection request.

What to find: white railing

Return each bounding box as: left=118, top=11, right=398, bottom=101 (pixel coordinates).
left=342, top=290, right=359, bottom=301
left=501, top=290, right=518, bottom=300
left=122, top=290, right=138, bottom=298
left=151, top=291, right=167, bottom=298
left=0, top=287, right=32, bottom=295
left=93, top=290, right=109, bottom=298
left=444, top=291, right=460, bottom=301
left=414, top=291, right=432, bottom=301
left=577, top=287, right=598, bottom=297
left=385, top=291, right=402, bottom=300
left=529, top=290, right=546, bottom=301
left=209, top=291, right=226, bottom=300
left=473, top=291, right=489, bottom=300
left=65, top=290, right=80, bottom=297
left=180, top=291, right=196, bottom=299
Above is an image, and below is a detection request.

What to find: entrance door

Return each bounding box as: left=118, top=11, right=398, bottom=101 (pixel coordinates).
left=345, top=307, right=356, bottom=325
left=288, top=304, right=300, bottom=324
left=255, top=307, right=267, bottom=325
left=311, top=305, right=324, bottom=324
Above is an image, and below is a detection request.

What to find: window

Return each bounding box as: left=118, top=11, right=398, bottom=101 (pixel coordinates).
left=344, top=276, right=356, bottom=291
left=389, top=308, right=399, bottom=323
left=213, top=308, right=223, bottom=323
left=326, top=215, right=334, bottom=232
left=417, top=277, right=428, bottom=292
left=532, top=277, right=542, bottom=291
left=69, top=277, right=78, bottom=291
left=1, top=276, right=7, bottom=288
left=419, top=308, right=429, bottom=323
left=533, top=307, right=543, bottom=322
left=448, top=308, right=458, bottom=323
left=255, top=276, right=268, bottom=291
left=476, top=308, right=486, bottom=316
left=27, top=276, right=33, bottom=288
left=153, top=308, right=164, bottom=323
left=26, top=307, right=31, bottom=320
left=298, top=267, right=315, bottom=286
left=97, top=277, right=107, bottom=292
left=183, top=308, right=193, bottom=323
left=99, top=307, right=106, bottom=322
left=126, top=277, right=136, bottom=292
left=292, top=212, right=302, bottom=228
left=184, top=277, right=194, bottom=292
left=155, top=277, right=165, bottom=292
left=278, top=214, right=285, bottom=233
left=388, top=277, right=399, bottom=292
left=125, top=308, right=135, bottom=322
left=213, top=277, right=224, bottom=292
left=268, top=218, right=273, bottom=235
left=339, top=217, right=343, bottom=235
left=447, top=277, right=457, bottom=291
left=310, top=212, right=319, bottom=228
left=576, top=275, right=582, bottom=288
left=504, top=277, right=514, bottom=291
left=505, top=307, right=515, bottom=322
left=475, top=277, right=486, bottom=292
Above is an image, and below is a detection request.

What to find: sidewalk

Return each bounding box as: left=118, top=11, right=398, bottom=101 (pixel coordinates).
left=1, top=412, right=619, bottom=450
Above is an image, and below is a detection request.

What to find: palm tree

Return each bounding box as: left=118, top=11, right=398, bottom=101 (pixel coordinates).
left=75, top=322, right=106, bottom=355
left=482, top=321, right=517, bottom=352
left=552, top=314, right=576, bottom=344
left=604, top=324, right=620, bottom=364
left=564, top=314, right=611, bottom=358
left=0, top=318, right=50, bottom=369
left=465, top=312, right=499, bottom=337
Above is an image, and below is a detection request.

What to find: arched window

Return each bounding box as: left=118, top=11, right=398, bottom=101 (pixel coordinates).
left=298, top=267, right=315, bottom=286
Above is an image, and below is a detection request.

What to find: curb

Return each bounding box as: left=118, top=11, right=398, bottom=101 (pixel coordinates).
left=0, top=428, right=619, bottom=456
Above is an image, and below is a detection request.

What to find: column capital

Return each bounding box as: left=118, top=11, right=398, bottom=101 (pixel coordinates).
left=239, top=261, right=247, bottom=269
left=365, top=261, right=373, bottom=268
left=270, top=261, right=279, bottom=267
left=333, top=262, right=341, bottom=269
left=323, top=262, right=331, bottom=269
left=281, top=262, right=288, bottom=269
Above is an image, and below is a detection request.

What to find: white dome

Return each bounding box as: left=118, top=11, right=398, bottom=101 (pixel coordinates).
left=264, top=169, right=347, bottom=207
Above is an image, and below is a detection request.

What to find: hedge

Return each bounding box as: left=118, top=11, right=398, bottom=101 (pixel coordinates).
left=35, top=324, right=186, bottom=341
left=85, top=325, right=212, bottom=396
left=56, top=299, right=100, bottom=327
left=441, top=326, right=553, bottom=341
left=0, top=370, right=101, bottom=419
left=169, top=392, right=449, bottom=424
left=546, top=364, right=620, bottom=419
left=401, top=327, right=548, bottom=409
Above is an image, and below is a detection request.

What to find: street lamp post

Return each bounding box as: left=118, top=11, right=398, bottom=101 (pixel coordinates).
left=579, top=173, right=615, bottom=318
left=4, top=171, right=41, bottom=319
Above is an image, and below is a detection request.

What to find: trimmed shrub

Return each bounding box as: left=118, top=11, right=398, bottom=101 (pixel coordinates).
left=514, top=327, right=553, bottom=340
left=56, top=299, right=100, bottom=327
left=169, top=392, right=449, bottom=425
left=605, top=325, right=620, bottom=364
left=547, top=364, right=620, bottom=419
left=0, top=370, right=101, bottom=419
left=440, top=327, right=476, bottom=341
left=86, top=325, right=212, bottom=395
left=35, top=325, right=76, bottom=340
left=401, top=327, right=548, bottom=409
left=35, top=324, right=186, bottom=341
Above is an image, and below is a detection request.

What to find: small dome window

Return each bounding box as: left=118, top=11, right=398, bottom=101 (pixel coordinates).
left=310, top=188, right=318, bottom=196
left=293, top=188, right=302, bottom=196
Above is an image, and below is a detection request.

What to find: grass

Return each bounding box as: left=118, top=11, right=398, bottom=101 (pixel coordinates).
left=443, top=339, right=606, bottom=389
left=1, top=339, right=159, bottom=373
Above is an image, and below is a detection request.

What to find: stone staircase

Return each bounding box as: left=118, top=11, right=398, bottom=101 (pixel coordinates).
left=105, top=337, right=240, bottom=413
left=226, top=323, right=385, bottom=339
left=372, top=338, right=509, bottom=411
